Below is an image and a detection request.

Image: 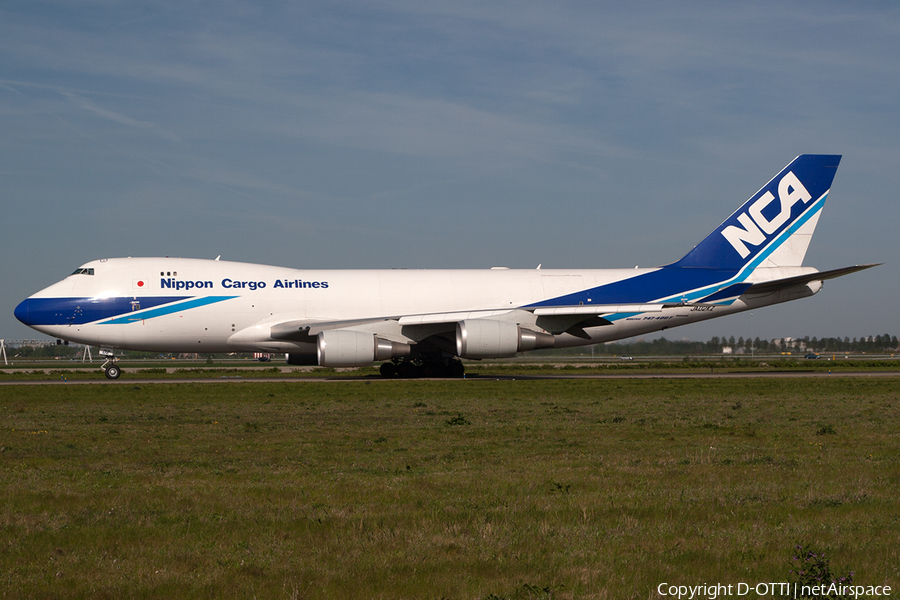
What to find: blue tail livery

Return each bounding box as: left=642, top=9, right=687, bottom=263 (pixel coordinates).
left=672, top=154, right=841, bottom=270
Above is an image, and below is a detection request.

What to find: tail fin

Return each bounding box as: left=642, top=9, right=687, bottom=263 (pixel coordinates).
left=669, top=155, right=841, bottom=270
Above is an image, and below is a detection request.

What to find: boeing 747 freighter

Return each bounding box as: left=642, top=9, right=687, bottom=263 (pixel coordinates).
left=14, top=155, right=876, bottom=378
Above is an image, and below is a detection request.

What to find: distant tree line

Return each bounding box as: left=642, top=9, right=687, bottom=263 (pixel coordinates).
left=589, top=334, right=899, bottom=356
left=6, top=344, right=236, bottom=360
left=8, top=343, right=85, bottom=359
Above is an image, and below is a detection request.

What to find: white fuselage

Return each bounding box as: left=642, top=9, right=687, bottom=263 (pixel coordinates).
left=19, top=257, right=794, bottom=356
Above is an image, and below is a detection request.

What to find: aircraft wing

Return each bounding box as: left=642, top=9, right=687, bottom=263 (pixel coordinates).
left=270, top=317, right=397, bottom=342
left=529, top=304, right=666, bottom=316
left=264, top=303, right=672, bottom=344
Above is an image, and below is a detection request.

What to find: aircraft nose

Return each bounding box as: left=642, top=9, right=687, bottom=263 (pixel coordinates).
left=14, top=298, right=32, bottom=326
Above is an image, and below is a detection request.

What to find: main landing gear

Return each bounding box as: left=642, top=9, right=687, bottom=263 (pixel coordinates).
left=100, top=353, right=122, bottom=379
left=379, top=357, right=465, bottom=379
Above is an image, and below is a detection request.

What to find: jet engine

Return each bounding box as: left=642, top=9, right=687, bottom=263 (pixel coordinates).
left=455, top=320, right=554, bottom=359
left=317, top=329, right=411, bottom=367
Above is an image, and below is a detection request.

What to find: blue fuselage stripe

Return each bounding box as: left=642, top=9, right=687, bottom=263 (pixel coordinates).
left=14, top=296, right=189, bottom=326
left=100, top=296, right=237, bottom=324
left=13, top=296, right=236, bottom=327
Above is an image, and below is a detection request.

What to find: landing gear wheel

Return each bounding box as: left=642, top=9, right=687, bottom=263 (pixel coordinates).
left=448, top=359, right=465, bottom=378
left=104, top=364, right=121, bottom=380
left=397, top=361, right=419, bottom=379
left=419, top=362, right=438, bottom=378
left=379, top=362, right=397, bottom=378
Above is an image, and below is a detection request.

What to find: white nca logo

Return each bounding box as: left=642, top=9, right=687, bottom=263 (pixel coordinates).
left=721, top=171, right=812, bottom=258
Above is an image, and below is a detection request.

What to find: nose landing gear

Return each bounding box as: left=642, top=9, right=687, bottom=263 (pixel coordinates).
left=100, top=351, right=121, bottom=380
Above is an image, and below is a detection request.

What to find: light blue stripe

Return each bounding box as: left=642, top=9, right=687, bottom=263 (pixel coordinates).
left=100, top=296, right=237, bottom=325
left=740, top=193, right=826, bottom=275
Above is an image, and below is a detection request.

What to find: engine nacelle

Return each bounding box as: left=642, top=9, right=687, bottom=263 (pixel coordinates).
left=456, top=320, right=554, bottom=359
left=317, top=330, right=411, bottom=367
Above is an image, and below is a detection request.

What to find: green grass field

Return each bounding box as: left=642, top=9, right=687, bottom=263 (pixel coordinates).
left=2, top=377, right=898, bottom=599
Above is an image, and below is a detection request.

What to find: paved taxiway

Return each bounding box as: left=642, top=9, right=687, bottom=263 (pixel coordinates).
left=2, top=370, right=899, bottom=385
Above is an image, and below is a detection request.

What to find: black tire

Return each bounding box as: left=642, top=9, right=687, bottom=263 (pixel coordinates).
left=105, top=365, right=121, bottom=380
left=396, top=361, right=418, bottom=379
left=448, top=359, right=465, bottom=378
left=379, top=362, right=397, bottom=378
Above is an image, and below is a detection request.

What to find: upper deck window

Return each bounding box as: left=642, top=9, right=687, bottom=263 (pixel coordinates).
left=71, top=268, right=95, bottom=276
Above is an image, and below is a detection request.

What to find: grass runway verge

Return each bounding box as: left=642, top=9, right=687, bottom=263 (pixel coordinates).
left=2, top=377, right=899, bottom=599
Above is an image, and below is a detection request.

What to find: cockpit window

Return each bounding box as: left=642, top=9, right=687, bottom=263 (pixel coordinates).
left=71, top=268, right=95, bottom=276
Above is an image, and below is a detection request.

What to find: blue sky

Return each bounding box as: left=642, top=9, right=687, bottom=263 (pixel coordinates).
left=2, top=1, right=897, bottom=343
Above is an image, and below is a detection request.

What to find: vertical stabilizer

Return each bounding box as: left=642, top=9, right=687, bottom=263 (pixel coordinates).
left=669, top=155, right=841, bottom=270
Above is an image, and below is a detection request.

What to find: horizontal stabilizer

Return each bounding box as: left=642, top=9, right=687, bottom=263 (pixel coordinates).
left=744, top=264, right=880, bottom=295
